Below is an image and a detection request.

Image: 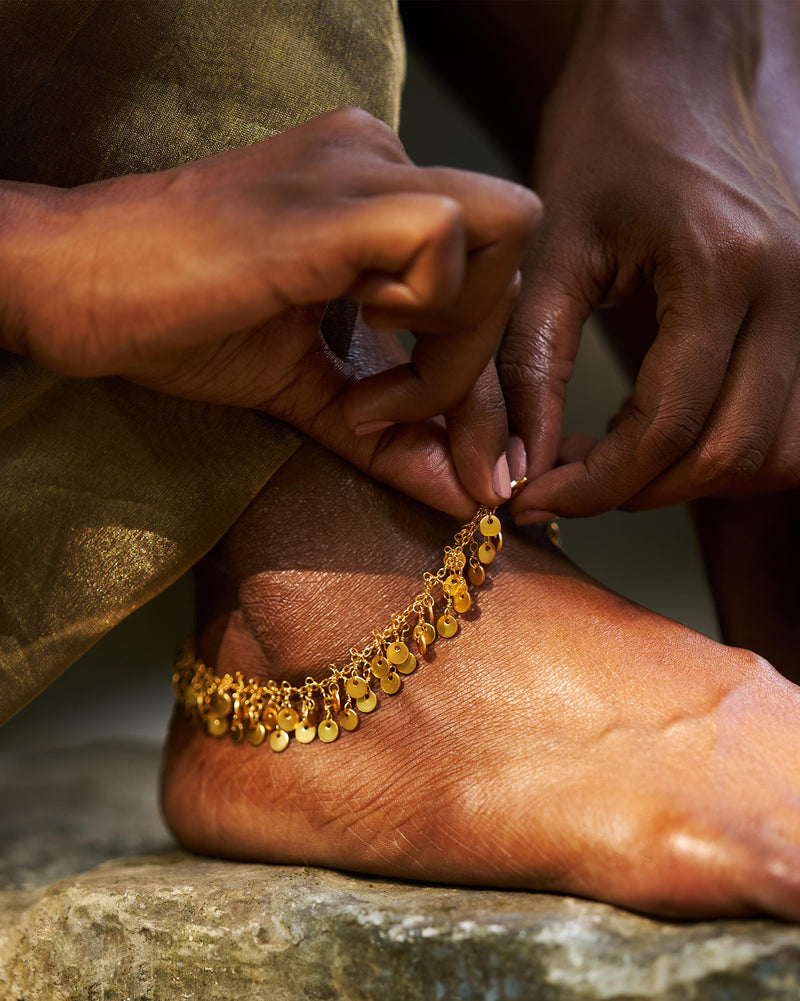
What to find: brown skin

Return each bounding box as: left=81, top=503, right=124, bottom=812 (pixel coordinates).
left=498, top=0, right=800, bottom=519
left=402, top=0, right=797, bottom=675
left=0, top=107, right=539, bottom=516
left=163, top=437, right=800, bottom=920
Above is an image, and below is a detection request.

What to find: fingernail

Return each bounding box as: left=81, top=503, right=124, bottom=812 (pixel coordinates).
left=507, top=435, right=527, bottom=481
left=515, top=510, right=559, bottom=526
left=354, top=420, right=396, bottom=437
left=492, top=453, right=512, bottom=500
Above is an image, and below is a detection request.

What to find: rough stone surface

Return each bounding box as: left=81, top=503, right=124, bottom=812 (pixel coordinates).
left=3, top=740, right=800, bottom=1001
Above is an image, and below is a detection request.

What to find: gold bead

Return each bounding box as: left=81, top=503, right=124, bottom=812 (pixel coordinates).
left=269, top=729, right=290, bottom=753
left=381, top=671, right=401, bottom=694
left=370, top=655, right=390, bottom=679
left=345, top=676, right=369, bottom=700
left=478, top=541, right=496, bottom=565
left=277, top=707, right=299, bottom=732
left=208, top=716, right=229, bottom=738
left=318, top=719, right=340, bottom=743
left=468, top=563, right=485, bottom=586
left=479, top=514, right=501, bottom=537
left=247, top=722, right=267, bottom=747
left=339, top=707, right=359, bottom=730
left=396, top=653, right=417, bottom=675
left=437, top=614, right=458, bottom=638
left=357, top=690, right=378, bottom=712
left=387, top=641, right=409, bottom=665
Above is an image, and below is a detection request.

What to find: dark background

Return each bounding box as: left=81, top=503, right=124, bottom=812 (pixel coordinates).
left=0, top=44, right=718, bottom=757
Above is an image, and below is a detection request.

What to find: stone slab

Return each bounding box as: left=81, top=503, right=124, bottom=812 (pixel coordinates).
left=3, top=740, right=800, bottom=1001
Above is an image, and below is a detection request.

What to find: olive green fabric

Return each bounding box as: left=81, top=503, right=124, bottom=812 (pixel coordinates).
left=0, top=0, right=405, bottom=723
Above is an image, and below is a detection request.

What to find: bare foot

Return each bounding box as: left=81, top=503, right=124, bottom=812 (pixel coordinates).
left=162, top=442, right=800, bottom=919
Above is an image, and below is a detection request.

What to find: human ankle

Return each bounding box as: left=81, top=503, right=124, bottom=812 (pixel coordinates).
left=192, top=442, right=458, bottom=687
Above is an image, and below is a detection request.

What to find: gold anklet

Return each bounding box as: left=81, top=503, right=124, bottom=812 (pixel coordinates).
left=173, top=504, right=507, bottom=752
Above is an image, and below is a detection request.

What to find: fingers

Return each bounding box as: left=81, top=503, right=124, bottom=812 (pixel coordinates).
left=254, top=324, right=479, bottom=519
left=498, top=228, right=606, bottom=481
left=343, top=192, right=467, bottom=312
left=510, top=268, right=749, bottom=519
left=622, top=305, right=800, bottom=509
left=345, top=269, right=517, bottom=417
left=445, top=361, right=511, bottom=506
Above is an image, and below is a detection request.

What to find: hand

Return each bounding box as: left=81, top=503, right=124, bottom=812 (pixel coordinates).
left=499, top=1, right=800, bottom=519
left=0, top=108, right=539, bottom=516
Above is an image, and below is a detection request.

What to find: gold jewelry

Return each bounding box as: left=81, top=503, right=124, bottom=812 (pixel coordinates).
left=173, top=504, right=505, bottom=752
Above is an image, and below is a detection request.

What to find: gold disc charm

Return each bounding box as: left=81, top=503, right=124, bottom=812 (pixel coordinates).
left=370, top=655, right=390, bottom=679
left=230, top=721, right=244, bottom=744
left=357, top=689, right=378, bottom=712
left=443, top=573, right=464, bottom=597
left=545, top=520, right=561, bottom=547
left=211, top=691, right=232, bottom=715
left=247, top=722, right=267, bottom=747
left=381, top=671, right=401, bottom=694
left=468, top=563, right=485, bottom=586
left=415, top=622, right=436, bottom=651
left=269, top=729, right=289, bottom=753
left=495, top=531, right=503, bottom=553
left=277, top=707, right=299, bottom=732
left=478, top=541, right=496, bottom=565
left=339, top=707, right=359, bottom=731
left=453, top=591, right=472, bottom=613
left=318, top=719, right=340, bottom=743
left=396, top=653, right=417, bottom=675
left=295, top=720, right=317, bottom=744
left=387, top=641, right=409, bottom=665
left=437, top=613, right=458, bottom=638
left=208, top=716, right=229, bottom=738
left=479, top=514, right=501, bottom=537
left=262, top=706, right=278, bottom=731
left=345, top=676, right=369, bottom=700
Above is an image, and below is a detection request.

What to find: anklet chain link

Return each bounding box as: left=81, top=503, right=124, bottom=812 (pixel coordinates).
left=174, top=495, right=555, bottom=751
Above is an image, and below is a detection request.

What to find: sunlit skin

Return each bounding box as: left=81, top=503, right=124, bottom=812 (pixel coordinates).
left=162, top=440, right=800, bottom=920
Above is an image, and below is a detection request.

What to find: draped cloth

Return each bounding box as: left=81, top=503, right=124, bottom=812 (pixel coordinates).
left=0, top=0, right=405, bottom=724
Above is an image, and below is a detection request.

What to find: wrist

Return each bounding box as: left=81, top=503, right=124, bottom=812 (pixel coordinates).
left=571, top=0, right=760, bottom=100
left=0, top=181, right=65, bottom=360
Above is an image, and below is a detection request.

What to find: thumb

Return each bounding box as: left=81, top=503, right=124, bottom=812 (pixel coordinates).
left=498, top=233, right=600, bottom=478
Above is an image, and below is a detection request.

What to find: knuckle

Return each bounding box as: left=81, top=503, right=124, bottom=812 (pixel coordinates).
left=645, top=404, right=705, bottom=461
left=323, top=108, right=408, bottom=161
left=697, top=431, right=770, bottom=486
left=497, top=351, right=572, bottom=404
